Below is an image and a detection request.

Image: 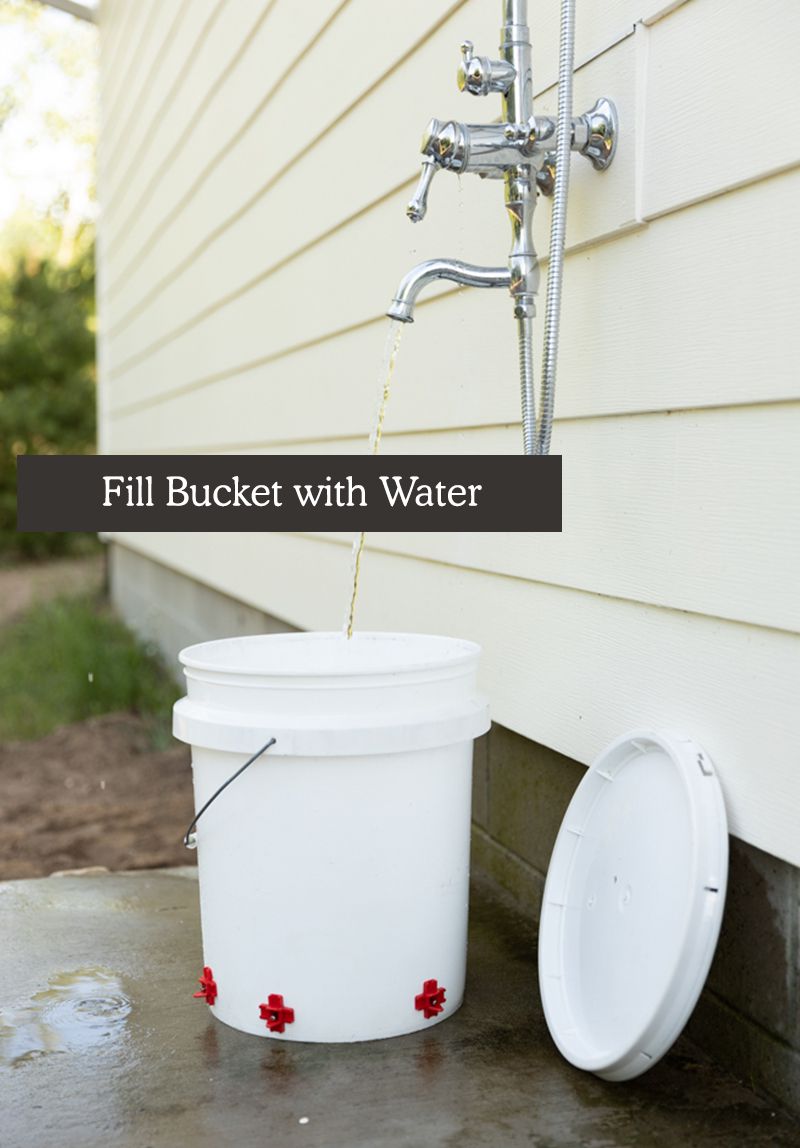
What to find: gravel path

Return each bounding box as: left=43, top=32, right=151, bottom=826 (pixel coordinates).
left=0, top=554, right=105, bottom=626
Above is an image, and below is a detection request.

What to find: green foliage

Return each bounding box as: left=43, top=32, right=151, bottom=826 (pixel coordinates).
left=0, top=595, right=181, bottom=744
left=0, top=240, right=97, bottom=558
left=0, top=0, right=98, bottom=560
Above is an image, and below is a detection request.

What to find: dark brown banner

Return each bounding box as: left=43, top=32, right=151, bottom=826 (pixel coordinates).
left=17, top=455, right=561, bottom=532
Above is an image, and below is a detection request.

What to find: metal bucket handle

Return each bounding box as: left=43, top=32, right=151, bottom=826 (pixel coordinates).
left=183, top=738, right=277, bottom=849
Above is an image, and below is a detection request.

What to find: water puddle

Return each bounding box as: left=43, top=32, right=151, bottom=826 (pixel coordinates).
left=343, top=319, right=404, bottom=639
left=0, top=967, right=131, bottom=1066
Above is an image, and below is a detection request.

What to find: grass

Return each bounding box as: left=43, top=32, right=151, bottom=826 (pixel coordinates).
left=0, top=533, right=102, bottom=569
left=0, top=594, right=181, bottom=745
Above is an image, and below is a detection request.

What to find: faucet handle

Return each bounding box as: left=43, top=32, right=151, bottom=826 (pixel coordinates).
left=407, top=157, right=437, bottom=223
left=457, top=40, right=516, bottom=96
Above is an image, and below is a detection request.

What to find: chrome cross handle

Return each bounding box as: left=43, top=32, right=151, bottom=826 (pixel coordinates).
left=457, top=40, right=516, bottom=97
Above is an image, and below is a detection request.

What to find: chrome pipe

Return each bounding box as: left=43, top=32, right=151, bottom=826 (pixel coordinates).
left=500, top=0, right=536, bottom=319
left=502, top=0, right=532, bottom=128
left=387, top=259, right=511, bottom=324
left=503, top=0, right=528, bottom=22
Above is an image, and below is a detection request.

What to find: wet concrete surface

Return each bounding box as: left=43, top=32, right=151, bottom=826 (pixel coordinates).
left=1, top=870, right=798, bottom=1148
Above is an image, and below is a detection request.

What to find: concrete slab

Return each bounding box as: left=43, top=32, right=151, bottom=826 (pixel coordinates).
left=1, top=869, right=798, bottom=1148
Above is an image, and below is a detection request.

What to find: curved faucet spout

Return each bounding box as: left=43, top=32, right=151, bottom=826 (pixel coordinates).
left=387, top=259, right=511, bottom=324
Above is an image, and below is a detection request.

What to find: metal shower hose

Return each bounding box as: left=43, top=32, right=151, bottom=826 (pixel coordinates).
left=521, top=0, right=575, bottom=456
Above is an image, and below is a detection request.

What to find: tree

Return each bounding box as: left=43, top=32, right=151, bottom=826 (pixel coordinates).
left=0, top=0, right=97, bottom=558
left=0, top=237, right=96, bottom=556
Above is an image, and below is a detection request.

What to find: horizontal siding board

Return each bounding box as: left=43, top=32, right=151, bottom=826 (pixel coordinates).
left=101, top=0, right=352, bottom=303
left=98, top=1, right=145, bottom=100
left=641, top=1, right=691, bottom=25
left=102, top=6, right=489, bottom=336
left=106, top=166, right=800, bottom=422
left=105, top=28, right=638, bottom=360
left=100, top=0, right=452, bottom=243
left=100, top=0, right=219, bottom=199
left=520, top=0, right=639, bottom=92
left=102, top=0, right=276, bottom=250
left=311, top=404, right=800, bottom=635
left=101, top=0, right=192, bottom=168
left=108, top=531, right=800, bottom=870
left=105, top=152, right=497, bottom=404
left=98, top=0, right=137, bottom=90
left=643, top=0, right=800, bottom=218
left=99, top=0, right=162, bottom=142
left=135, top=404, right=800, bottom=635
left=102, top=0, right=468, bottom=320
left=101, top=0, right=314, bottom=247
left=101, top=0, right=352, bottom=330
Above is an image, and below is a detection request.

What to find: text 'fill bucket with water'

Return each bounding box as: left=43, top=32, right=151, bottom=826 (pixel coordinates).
left=173, top=631, right=490, bottom=1043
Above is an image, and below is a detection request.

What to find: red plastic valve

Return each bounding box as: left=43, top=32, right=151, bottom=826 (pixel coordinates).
left=415, top=978, right=446, bottom=1019
left=193, top=966, right=218, bottom=1006
left=259, top=993, right=295, bottom=1033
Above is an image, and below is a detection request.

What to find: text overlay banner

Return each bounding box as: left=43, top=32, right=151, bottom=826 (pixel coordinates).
left=17, top=455, right=561, bottom=532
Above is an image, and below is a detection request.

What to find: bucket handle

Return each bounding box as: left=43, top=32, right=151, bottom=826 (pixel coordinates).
left=183, top=738, right=277, bottom=849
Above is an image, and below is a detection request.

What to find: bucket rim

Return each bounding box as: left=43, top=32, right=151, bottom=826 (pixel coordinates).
left=179, top=631, right=482, bottom=679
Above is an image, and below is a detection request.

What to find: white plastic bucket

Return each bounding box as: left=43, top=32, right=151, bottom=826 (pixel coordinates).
left=173, top=631, right=490, bottom=1043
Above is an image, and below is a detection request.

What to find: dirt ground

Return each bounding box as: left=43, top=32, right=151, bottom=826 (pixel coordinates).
left=0, top=555, right=196, bottom=880
left=0, top=553, right=105, bottom=626
left=0, top=712, right=195, bottom=880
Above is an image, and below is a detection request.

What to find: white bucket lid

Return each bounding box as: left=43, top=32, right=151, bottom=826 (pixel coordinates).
left=538, top=730, right=728, bottom=1081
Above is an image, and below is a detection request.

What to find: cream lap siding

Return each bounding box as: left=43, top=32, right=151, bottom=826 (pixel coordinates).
left=97, top=0, right=800, bottom=866
left=107, top=168, right=800, bottom=440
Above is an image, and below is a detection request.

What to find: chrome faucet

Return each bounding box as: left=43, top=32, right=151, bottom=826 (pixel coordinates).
left=386, top=0, right=618, bottom=454
left=388, top=17, right=616, bottom=325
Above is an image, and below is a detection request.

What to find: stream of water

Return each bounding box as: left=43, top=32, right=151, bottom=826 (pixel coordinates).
left=343, top=319, right=404, bottom=639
